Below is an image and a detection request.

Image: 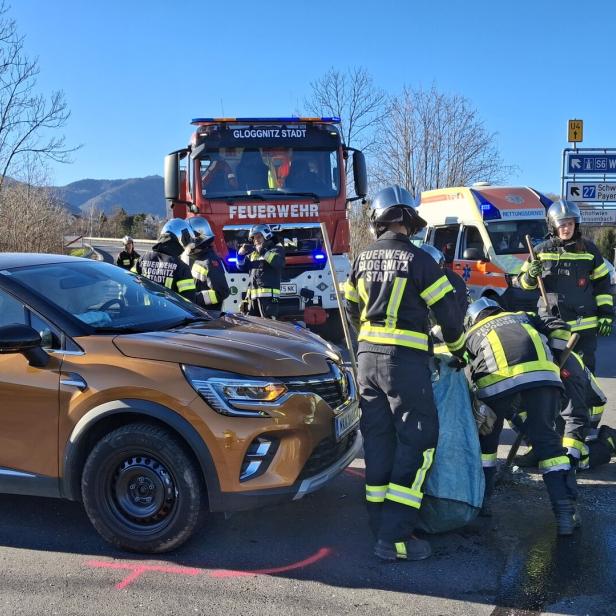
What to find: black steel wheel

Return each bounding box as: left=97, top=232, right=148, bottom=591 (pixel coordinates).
left=81, top=422, right=203, bottom=553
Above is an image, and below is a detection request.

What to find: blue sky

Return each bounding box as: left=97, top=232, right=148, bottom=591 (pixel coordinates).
left=10, top=0, right=616, bottom=194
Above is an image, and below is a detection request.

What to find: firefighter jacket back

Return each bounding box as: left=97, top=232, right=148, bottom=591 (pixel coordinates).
left=237, top=239, right=285, bottom=300
left=344, top=231, right=465, bottom=355
left=133, top=239, right=197, bottom=302
left=466, top=311, right=565, bottom=400
left=190, top=243, right=230, bottom=309
left=518, top=237, right=612, bottom=331
left=117, top=250, right=140, bottom=270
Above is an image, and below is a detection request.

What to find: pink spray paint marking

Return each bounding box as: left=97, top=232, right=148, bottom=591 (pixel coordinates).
left=87, top=546, right=332, bottom=589
left=344, top=467, right=365, bottom=479
left=87, top=560, right=201, bottom=590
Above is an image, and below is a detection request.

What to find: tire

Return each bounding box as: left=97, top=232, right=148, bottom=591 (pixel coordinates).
left=81, top=422, right=203, bottom=553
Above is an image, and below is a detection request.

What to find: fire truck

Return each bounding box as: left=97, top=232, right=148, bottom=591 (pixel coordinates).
left=163, top=117, right=367, bottom=340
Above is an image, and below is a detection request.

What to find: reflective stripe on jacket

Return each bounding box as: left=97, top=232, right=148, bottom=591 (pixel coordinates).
left=237, top=240, right=285, bottom=299
left=190, top=245, right=230, bottom=308
left=518, top=238, right=612, bottom=324
left=466, top=311, right=565, bottom=400
left=344, top=231, right=464, bottom=354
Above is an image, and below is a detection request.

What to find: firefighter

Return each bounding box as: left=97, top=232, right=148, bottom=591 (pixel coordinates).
left=237, top=223, right=285, bottom=319
left=133, top=219, right=197, bottom=302
left=344, top=185, right=466, bottom=562
left=420, top=243, right=470, bottom=316
left=515, top=350, right=614, bottom=471
left=464, top=298, right=579, bottom=535
left=116, top=236, right=140, bottom=270
left=186, top=217, right=230, bottom=311
left=518, top=199, right=613, bottom=373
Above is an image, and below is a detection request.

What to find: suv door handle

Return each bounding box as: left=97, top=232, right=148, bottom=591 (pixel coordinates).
left=60, top=373, right=87, bottom=391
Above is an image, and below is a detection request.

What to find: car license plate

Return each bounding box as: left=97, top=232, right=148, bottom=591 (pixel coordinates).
left=280, top=283, right=297, bottom=296
left=335, top=403, right=360, bottom=441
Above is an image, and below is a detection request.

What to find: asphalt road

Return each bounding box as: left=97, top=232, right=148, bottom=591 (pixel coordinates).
left=0, top=329, right=614, bottom=615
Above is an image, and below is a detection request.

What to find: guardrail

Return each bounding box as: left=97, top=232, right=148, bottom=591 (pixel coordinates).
left=83, top=236, right=156, bottom=245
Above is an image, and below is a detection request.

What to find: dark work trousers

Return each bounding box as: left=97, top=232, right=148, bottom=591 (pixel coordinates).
left=558, top=354, right=590, bottom=459
left=247, top=297, right=279, bottom=319
left=574, top=328, right=598, bottom=374
left=358, top=349, right=438, bottom=543
left=587, top=440, right=613, bottom=467
left=481, top=387, right=575, bottom=503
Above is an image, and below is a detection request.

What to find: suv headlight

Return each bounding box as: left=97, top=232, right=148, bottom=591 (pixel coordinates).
left=182, top=365, right=287, bottom=417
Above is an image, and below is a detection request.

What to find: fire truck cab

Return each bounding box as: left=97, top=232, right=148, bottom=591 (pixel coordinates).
left=164, top=117, right=367, bottom=340
left=417, top=184, right=553, bottom=310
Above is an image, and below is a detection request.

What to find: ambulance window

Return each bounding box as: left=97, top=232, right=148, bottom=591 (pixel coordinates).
left=461, top=227, right=488, bottom=259
left=433, top=225, right=460, bottom=264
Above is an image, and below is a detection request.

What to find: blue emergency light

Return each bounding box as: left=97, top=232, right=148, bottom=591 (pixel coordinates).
left=313, top=252, right=326, bottom=261
left=472, top=189, right=501, bottom=221
left=191, top=117, right=341, bottom=125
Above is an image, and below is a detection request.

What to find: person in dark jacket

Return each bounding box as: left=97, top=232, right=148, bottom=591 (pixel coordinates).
left=344, top=185, right=465, bottom=562
left=464, top=298, right=579, bottom=535
left=116, top=236, right=140, bottom=270
left=133, top=219, right=197, bottom=302
left=186, top=217, right=230, bottom=311
left=420, top=243, right=470, bottom=317
left=237, top=223, right=285, bottom=319
left=518, top=199, right=612, bottom=373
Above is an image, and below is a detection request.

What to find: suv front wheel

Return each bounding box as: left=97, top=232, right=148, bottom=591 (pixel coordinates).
left=81, top=422, right=203, bottom=553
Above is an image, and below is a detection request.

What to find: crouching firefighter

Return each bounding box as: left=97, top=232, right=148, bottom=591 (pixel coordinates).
left=237, top=224, right=285, bottom=319
left=186, top=217, right=230, bottom=311
left=133, top=219, right=197, bottom=302
left=464, top=298, right=579, bottom=535
left=344, top=185, right=466, bottom=562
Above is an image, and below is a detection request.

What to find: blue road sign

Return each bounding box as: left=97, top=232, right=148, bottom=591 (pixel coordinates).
left=567, top=152, right=616, bottom=174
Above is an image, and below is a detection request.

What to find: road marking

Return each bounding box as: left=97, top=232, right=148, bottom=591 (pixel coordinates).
left=87, top=547, right=333, bottom=589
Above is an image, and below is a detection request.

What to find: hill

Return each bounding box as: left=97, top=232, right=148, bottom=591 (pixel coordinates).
left=54, top=175, right=166, bottom=217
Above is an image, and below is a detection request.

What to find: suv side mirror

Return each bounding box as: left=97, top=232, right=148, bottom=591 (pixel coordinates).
left=463, top=247, right=487, bottom=261
left=352, top=150, right=367, bottom=198
left=0, top=324, right=49, bottom=368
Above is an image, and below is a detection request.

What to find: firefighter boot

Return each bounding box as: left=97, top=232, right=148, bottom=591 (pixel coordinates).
left=598, top=425, right=616, bottom=456
left=565, top=467, right=582, bottom=529
left=514, top=447, right=539, bottom=468
left=374, top=536, right=432, bottom=562
left=543, top=470, right=576, bottom=536
left=480, top=466, right=496, bottom=517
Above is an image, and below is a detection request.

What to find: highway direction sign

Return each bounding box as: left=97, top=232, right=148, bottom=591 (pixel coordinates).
left=568, top=119, right=583, bottom=143
left=566, top=181, right=616, bottom=202
left=579, top=209, right=616, bottom=224
left=566, top=151, right=616, bottom=175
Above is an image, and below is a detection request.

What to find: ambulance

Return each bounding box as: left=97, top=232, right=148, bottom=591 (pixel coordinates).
left=417, top=184, right=553, bottom=310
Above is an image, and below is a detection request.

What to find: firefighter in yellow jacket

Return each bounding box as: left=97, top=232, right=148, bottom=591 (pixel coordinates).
left=344, top=185, right=465, bottom=562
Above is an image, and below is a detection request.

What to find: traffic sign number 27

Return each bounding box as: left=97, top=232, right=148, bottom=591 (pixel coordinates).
left=583, top=186, right=596, bottom=199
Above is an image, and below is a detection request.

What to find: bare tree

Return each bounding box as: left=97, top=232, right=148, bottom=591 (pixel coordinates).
left=304, top=66, right=386, bottom=155
left=0, top=2, right=75, bottom=193
left=373, top=85, right=512, bottom=198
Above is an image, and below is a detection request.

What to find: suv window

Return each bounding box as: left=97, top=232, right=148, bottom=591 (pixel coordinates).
left=461, top=226, right=488, bottom=260
left=433, top=225, right=460, bottom=264
left=28, top=310, right=62, bottom=350
left=0, top=288, right=26, bottom=326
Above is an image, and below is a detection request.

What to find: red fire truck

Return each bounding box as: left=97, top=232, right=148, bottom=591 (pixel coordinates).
left=164, top=117, right=367, bottom=339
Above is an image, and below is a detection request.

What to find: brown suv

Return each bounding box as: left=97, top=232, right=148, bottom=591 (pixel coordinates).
left=0, top=254, right=360, bottom=552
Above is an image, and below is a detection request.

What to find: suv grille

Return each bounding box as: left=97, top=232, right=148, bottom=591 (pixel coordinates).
left=286, top=377, right=344, bottom=409
left=298, top=429, right=358, bottom=479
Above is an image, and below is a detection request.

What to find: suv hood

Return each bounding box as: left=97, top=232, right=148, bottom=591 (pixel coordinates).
left=113, top=314, right=342, bottom=377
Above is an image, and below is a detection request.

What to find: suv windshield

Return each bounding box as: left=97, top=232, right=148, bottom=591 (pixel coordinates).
left=486, top=220, right=547, bottom=255
left=199, top=147, right=340, bottom=199
left=8, top=261, right=206, bottom=331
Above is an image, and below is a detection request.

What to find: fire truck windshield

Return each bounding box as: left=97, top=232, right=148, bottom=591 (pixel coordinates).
left=486, top=220, right=547, bottom=255
left=199, top=147, right=340, bottom=199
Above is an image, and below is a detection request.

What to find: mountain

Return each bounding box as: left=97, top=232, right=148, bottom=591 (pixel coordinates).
left=54, top=175, right=167, bottom=217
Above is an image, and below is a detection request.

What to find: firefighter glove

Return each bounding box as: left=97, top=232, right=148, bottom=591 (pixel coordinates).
left=472, top=399, right=498, bottom=436
left=527, top=259, right=542, bottom=278
left=598, top=317, right=613, bottom=337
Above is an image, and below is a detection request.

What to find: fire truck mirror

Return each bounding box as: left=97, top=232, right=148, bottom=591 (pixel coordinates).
left=352, top=151, right=367, bottom=198
left=164, top=153, right=180, bottom=200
